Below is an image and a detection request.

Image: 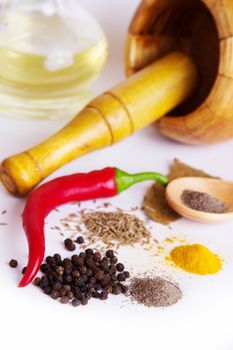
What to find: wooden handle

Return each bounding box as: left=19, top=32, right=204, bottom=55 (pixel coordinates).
left=0, top=52, right=198, bottom=196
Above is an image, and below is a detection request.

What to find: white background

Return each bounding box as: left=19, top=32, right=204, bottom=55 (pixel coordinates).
left=0, top=1, right=233, bottom=349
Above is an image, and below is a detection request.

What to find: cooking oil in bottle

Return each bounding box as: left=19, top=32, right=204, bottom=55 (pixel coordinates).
left=0, top=0, right=108, bottom=120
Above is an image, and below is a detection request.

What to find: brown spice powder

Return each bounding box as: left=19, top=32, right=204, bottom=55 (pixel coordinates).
left=130, top=277, right=182, bottom=308
left=181, top=190, right=228, bottom=214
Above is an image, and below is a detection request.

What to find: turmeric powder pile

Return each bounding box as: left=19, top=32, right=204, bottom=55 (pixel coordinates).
left=170, top=244, right=222, bottom=275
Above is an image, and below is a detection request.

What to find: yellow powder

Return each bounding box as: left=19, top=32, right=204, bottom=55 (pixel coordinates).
left=170, top=244, right=222, bottom=275
left=157, top=246, right=165, bottom=252
left=165, top=238, right=174, bottom=243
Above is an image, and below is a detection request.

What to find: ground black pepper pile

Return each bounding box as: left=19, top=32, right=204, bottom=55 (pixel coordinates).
left=181, top=190, right=228, bottom=214
left=130, top=277, right=182, bottom=308
left=35, top=249, right=130, bottom=306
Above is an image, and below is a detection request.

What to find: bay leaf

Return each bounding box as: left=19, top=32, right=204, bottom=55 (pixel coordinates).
left=143, top=159, right=218, bottom=225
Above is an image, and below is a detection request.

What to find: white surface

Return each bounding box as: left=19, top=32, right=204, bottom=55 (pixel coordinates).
left=0, top=1, right=233, bottom=350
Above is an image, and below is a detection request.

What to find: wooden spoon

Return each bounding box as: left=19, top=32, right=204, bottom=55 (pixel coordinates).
left=166, top=177, right=233, bottom=223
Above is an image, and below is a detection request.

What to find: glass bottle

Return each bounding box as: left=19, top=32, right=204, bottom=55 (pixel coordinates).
left=0, top=0, right=108, bottom=119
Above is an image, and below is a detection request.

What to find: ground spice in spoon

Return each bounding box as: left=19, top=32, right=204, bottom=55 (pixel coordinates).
left=130, top=277, right=182, bottom=307
left=181, top=190, right=228, bottom=214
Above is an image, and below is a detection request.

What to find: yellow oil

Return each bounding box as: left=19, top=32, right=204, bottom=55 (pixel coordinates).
left=0, top=7, right=108, bottom=120
left=0, top=40, right=108, bottom=120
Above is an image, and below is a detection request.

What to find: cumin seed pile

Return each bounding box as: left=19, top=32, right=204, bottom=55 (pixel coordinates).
left=81, top=211, right=151, bottom=247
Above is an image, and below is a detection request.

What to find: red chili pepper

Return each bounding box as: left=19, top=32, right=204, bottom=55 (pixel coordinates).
left=19, top=167, right=168, bottom=287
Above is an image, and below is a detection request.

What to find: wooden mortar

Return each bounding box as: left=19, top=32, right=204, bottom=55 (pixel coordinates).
left=126, top=0, right=233, bottom=144
left=0, top=0, right=232, bottom=197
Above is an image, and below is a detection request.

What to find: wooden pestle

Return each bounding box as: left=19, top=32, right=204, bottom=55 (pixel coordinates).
left=0, top=52, right=198, bottom=196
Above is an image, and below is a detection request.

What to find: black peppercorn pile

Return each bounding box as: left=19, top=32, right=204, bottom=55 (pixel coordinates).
left=35, top=249, right=130, bottom=306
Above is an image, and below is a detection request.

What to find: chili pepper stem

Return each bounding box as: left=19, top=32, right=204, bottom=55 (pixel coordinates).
left=115, top=168, right=168, bottom=193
